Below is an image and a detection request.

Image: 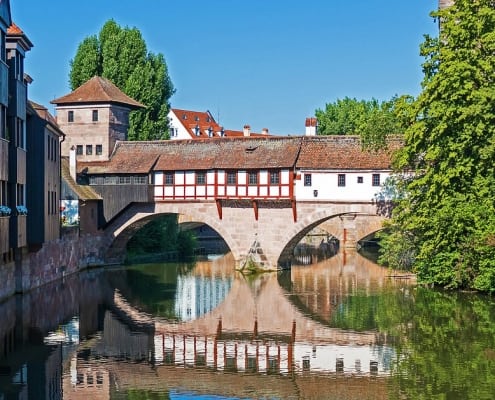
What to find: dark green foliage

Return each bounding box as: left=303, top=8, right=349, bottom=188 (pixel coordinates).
left=380, top=0, right=495, bottom=291
left=69, top=19, right=174, bottom=140
left=315, top=95, right=413, bottom=150
left=126, top=214, right=197, bottom=261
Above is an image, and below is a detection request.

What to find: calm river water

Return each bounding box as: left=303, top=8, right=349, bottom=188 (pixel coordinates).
left=1, top=250, right=495, bottom=399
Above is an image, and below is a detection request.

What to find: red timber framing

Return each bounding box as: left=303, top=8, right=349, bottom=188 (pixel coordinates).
left=154, top=168, right=297, bottom=221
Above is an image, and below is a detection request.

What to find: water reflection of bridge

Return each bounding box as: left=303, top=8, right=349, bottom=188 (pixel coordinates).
left=0, top=251, right=413, bottom=399
left=101, top=251, right=412, bottom=378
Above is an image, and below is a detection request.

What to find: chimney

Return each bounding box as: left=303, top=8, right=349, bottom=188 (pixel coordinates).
left=261, top=128, right=269, bottom=135
left=69, top=145, right=77, bottom=181
left=243, top=124, right=251, bottom=137
left=305, top=117, right=318, bottom=136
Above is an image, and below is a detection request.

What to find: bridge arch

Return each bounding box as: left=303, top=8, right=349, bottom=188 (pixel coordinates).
left=277, top=206, right=386, bottom=266
left=102, top=201, right=386, bottom=268
left=104, top=202, right=238, bottom=264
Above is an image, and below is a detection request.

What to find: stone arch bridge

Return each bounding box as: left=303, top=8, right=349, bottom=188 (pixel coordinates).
left=103, top=200, right=385, bottom=269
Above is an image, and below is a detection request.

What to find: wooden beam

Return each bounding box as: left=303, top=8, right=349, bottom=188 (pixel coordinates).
left=291, top=199, right=297, bottom=222
left=215, top=199, right=223, bottom=219
left=252, top=199, right=259, bottom=220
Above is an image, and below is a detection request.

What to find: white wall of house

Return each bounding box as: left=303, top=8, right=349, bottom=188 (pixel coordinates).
left=168, top=110, right=193, bottom=140
left=295, top=170, right=391, bottom=202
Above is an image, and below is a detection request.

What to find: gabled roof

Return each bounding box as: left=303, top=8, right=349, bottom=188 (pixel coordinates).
left=296, top=136, right=400, bottom=170
left=170, top=108, right=269, bottom=139
left=51, top=76, right=145, bottom=109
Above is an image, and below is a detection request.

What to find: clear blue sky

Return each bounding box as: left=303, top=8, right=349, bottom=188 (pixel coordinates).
left=13, top=0, right=438, bottom=135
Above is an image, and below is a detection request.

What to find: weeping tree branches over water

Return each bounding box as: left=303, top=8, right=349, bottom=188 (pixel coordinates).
left=69, top=20, right=175, bottom=140
left=380, top=0, right=495, bottom=291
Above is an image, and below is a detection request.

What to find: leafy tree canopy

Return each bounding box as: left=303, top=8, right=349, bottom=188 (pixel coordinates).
left=69, top=19, right=175, bottom=140
left=379, top=0, right=495, bottom=291
left=315, top=95, right=414, bottom=151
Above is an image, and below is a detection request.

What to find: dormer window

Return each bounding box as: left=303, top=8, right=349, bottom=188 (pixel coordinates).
left=195, top=116, right=199, bottom=121
left=182, top=114, right=187, bottom=119
left=208, top=127, right=213, bottom=137
left=206, top=116, right=210, bottom=122
left=195, top=125, right=200, bottom=136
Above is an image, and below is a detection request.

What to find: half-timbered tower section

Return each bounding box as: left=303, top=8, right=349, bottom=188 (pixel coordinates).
left=152, top=137, right=299, bottom=202
left=295, top=136, right=398, bottom=202
left=78, top=137, right=301, bottom=222
left=51, top=76, right=144, bottom=162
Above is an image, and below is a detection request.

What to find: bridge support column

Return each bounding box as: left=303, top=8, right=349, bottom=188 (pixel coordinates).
left=339, top=214, right=358, bottom=249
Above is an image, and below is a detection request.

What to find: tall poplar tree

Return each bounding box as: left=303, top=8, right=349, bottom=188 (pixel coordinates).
left=380, top=0, right=495, bottom=291
left=69, top=20, right=175, bottom=140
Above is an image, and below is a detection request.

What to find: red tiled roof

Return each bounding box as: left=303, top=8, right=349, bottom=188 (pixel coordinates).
left=171, top=108, right=270, bottom=139
left=7, top=22, right=22, bottom=35
left=80, top=136, right=400, bottom=175
left=7, top=22, right=33, bottom=50
left=296, top=136, right=400, bottom=170
left=51, top=76, right=145, bottom=109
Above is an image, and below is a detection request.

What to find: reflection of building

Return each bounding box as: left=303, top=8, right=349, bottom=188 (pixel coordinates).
left=153, top=331, right=393, bottom=376
left=175, top=275, right=232, bottom=321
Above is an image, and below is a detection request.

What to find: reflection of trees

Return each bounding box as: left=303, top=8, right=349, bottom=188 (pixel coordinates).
left=389, top=289, right=495, bottom=399
left=330, top=287, right=415, bottom=334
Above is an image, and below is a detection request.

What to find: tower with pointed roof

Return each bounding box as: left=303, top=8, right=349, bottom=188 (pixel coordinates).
left=51, top=76, right=144, bottom=161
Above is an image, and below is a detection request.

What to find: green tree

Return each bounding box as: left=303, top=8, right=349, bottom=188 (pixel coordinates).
left=69, top=19, right=175, bottom=140
left=380, top=0, right=495, bottom=291
left=315, top=95, right=413, bottom=150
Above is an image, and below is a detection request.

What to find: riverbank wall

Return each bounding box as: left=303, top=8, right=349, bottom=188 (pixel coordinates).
left=0, top=228, right=110, bottom=302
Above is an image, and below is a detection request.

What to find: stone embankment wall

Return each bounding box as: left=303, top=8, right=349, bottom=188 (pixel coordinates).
left=0, top=229, right=110, bottom=302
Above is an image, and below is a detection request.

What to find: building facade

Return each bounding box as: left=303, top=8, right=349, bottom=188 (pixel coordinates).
left=26, top=101, right=64, bottom=247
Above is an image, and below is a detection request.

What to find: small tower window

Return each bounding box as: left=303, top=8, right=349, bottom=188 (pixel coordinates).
left=92, top=110, right=98, bottom=122
left=68, top=110, right=74, bottom=123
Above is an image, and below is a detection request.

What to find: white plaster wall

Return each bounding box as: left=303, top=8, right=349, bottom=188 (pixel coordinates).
left=295, top=170, right=391, bottom=201
left=168, top=110, right=193, bottom=140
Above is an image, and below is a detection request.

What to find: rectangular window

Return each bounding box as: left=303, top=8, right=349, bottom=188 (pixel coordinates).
left=270, top=171, right=280, bottom=184
left=68, top=110, right=74, bottom=123
left=196, top=172, right=206, bottom=185
left=86, top=145, right=93, bottom=155
left=338, top=174, right=346, bottom=187
left=357, top=176, right=363, bottom=184
left=119, top=176, right=131, bottom=184
left=76, top=145, right=83, bottom=155
left=372, top=174, right=381, bottom=186
left=165, top=172, right=174, bottom=185
left=248, top=171, right=258, bottom=185
left=92, top=110, right=98, bottom=122
left=227, top=171, right=236, bottom=185
left=0, top=180, right=7, bottom=204
left=96, top=144, right=102, bottom=155
left=17, top=184, right=25, bottom=206
left=304, top=174, right=312, bottom=187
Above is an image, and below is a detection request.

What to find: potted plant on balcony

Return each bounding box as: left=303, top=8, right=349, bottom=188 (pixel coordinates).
left=16, top=205, right=28, bottom=216
left=0, top=205, right=11, bottom=216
